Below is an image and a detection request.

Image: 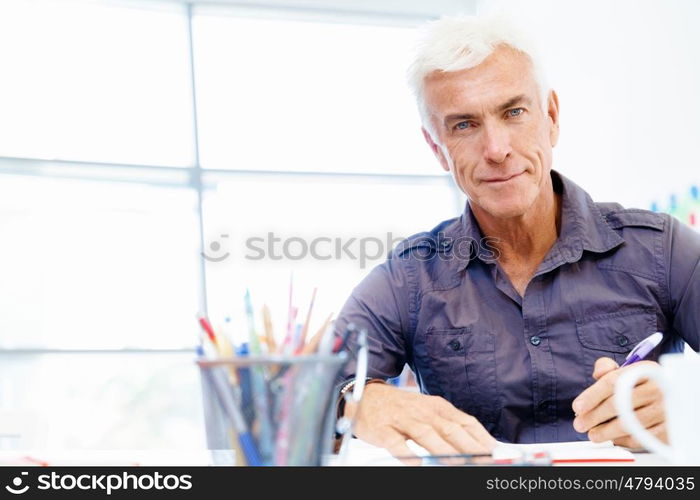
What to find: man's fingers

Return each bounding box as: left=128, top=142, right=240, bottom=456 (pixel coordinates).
left=350, top=385, right=497, bottom=462
left=574, top=360, right=656, bottom=415
left=433, top=417, right=491, bottom=455
left=592, top=357, right=619, bottom=381
left=587, top=403, right=665, bottom=442
left=434, top=399, right=498, bottom=451
left=574, top=398, right=615, bottom=434
left=573, top=379, right=660, bottom=432
left=613, top=422, right=668, bottom=450
left=382, top=430, right=422, bottom=465
left=573, top=372, right=616, bottom=415
left=574, top=357, right=619, bottom=414
left=408, top=422, right=461, bottom=457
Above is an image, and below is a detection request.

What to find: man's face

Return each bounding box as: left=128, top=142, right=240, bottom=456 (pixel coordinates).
left=422, top=45, right=559, bottom=220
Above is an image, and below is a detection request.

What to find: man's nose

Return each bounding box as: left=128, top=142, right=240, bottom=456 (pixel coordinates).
left=482, top=123, right=511, bottom=164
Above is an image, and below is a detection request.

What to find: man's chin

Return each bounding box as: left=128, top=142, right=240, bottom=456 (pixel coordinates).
left=478, top=200, right=531, bottom=220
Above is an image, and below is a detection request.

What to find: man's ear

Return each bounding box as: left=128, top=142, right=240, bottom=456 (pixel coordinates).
left=421, top=127, right=450, bottom=172
left=547, top=89, right=560, bottom=147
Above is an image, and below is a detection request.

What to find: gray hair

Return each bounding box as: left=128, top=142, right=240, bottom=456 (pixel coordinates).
left=407, top=14, right=549, bottom=138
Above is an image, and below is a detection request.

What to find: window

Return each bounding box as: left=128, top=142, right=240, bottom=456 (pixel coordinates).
left=0, top=0, right=194, bottom=166
left=202, top=172, right=460, bottom=334
left=192, top=12, right=438, bottom=175
left=0, top=174, right=200, bottom=349
left=0, top=0, right=462, bottom=451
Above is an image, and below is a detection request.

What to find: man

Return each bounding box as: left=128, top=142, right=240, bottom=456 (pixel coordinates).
left=334, top=14, right=700, bottom=460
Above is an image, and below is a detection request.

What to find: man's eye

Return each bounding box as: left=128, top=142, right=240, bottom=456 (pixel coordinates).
left=455, top=121, right=471, bottom=130
left=507, top=108, right=524, bottom=117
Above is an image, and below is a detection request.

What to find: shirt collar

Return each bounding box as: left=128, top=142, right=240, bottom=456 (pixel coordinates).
left=448, top=169, right=624, bottom=272
left=547, top=169, right=624, bottom=266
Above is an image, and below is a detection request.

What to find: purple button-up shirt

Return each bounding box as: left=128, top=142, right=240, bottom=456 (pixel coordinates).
left=336, top=170, right=700, bottom=443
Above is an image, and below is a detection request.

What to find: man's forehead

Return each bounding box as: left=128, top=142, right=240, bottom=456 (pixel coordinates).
left=423, top=47, right=538, bottom=112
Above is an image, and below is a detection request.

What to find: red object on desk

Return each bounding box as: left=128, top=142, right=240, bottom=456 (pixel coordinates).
left=553, top=458, right=635, bottom=464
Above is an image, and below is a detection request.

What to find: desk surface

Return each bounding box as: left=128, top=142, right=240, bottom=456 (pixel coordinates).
left=0, top=445, right=670, bottom=467
left=0, top=450, right=214, bottom=466
left=325, top=438, right=671, bottom=467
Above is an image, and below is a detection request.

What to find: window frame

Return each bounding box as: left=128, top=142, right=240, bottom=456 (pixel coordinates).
left=0, top=0, right=463, bottom=356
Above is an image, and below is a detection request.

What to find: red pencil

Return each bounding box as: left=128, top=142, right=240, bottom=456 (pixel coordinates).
left=197, top=315, right=218, bottom=346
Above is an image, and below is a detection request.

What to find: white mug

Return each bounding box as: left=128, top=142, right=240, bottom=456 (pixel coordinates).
left=615, top=353, right=700, bottom=464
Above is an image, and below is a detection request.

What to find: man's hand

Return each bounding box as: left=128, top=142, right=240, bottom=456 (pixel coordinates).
left=572, top=357, right=667, bottom=448
left=343, top=383, right=497, bottom=463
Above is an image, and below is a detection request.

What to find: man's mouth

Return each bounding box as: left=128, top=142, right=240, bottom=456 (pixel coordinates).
left=482, top=171, right=524, bottom=184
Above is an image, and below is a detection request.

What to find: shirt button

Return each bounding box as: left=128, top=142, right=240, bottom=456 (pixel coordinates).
left=530, top=335, right=542, bottom=346
left=617, top=335, right=629, bottom=347
left=448, top=339, right=462, bottom=351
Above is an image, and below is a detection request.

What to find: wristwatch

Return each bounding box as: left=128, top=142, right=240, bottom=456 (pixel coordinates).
left=334, top=377, right=386, bottom=442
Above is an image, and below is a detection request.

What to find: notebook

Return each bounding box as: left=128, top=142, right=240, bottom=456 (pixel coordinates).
left=493, top=440, right=635, bottom=464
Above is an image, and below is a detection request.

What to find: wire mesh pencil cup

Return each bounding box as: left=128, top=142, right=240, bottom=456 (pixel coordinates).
left=197, top=351, right=352, bottom=466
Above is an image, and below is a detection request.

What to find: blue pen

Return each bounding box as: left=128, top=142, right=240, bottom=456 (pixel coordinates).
left=244, top=289, right=275, bottom=462
left=620, top=332, right=664, bottom=367
left=234, top=342, right=255, bottom=428
left=197, top=345, right=262, bottom=466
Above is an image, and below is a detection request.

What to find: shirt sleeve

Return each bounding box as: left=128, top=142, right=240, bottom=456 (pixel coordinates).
left=667, top=217, right=700, bottom=352
left=334, top=252, right=413, bottom=382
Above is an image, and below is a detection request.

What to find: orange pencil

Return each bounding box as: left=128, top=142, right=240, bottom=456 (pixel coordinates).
left=300, top=313, right=333, bottom=355
left=261, top=304, right=277, bottom=353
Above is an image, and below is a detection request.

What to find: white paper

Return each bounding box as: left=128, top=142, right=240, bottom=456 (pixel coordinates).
left=326, top=438, right=635, bottom=466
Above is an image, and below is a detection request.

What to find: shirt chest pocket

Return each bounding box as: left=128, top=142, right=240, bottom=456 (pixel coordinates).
left=575, top=309, right=659, bottom=385
left=424, top=327, right=500, bottom=426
